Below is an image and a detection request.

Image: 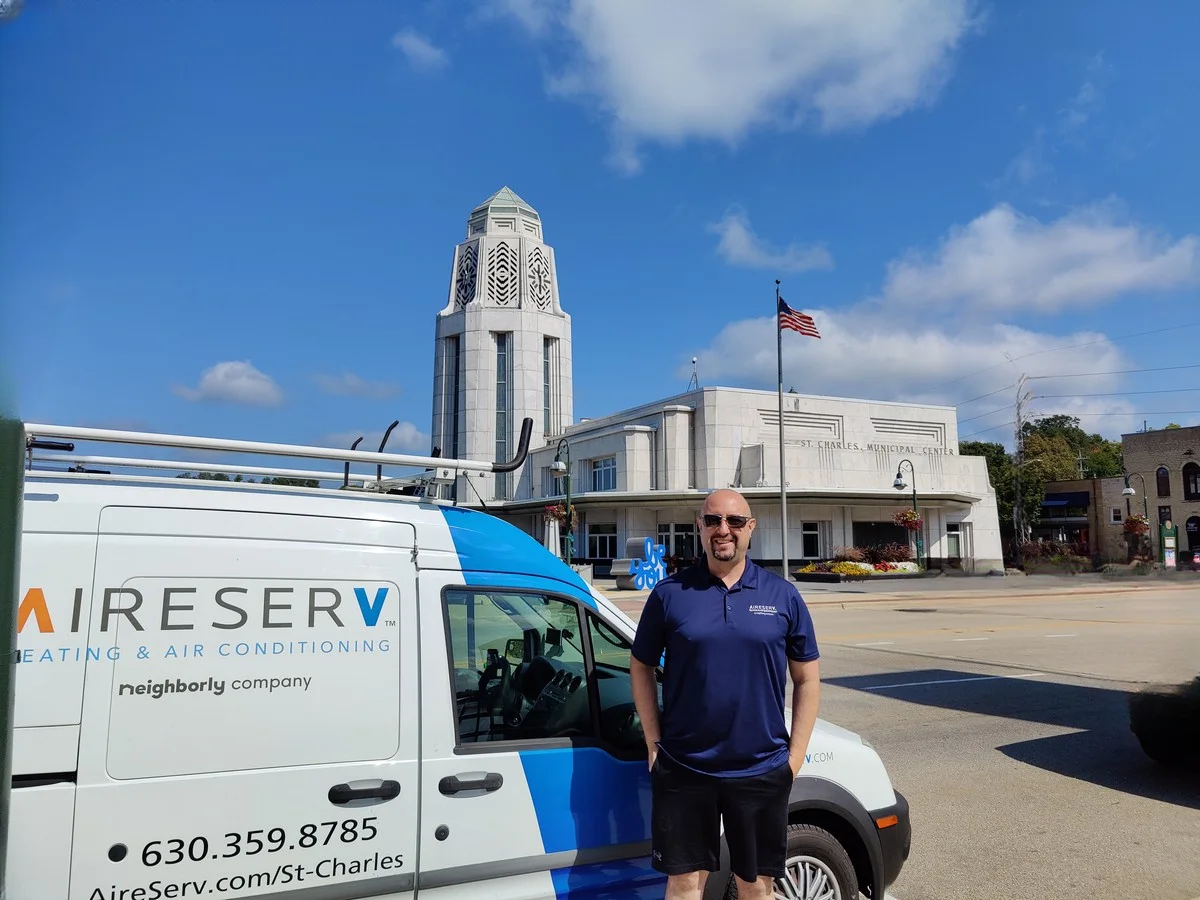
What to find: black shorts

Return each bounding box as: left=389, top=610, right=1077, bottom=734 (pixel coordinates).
left=650, top=751, right=793, bottom=882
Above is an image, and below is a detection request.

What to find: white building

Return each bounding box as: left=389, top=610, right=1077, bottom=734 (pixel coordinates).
left=429, top=188, right=1005, bottom=575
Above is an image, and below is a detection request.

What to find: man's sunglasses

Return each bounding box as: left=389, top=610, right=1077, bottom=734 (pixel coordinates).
left=701, top=514, right=751, bottom=529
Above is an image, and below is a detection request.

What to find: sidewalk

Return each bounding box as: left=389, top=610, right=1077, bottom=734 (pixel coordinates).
left=591, top=570, right=1200, bottom=609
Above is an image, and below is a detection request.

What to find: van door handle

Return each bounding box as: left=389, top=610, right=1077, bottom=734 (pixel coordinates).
left=328, top=779, right=401, bottom=806
left=438, top=773, right=503, bottom=796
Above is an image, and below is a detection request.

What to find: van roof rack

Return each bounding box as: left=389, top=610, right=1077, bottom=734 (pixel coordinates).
left=22, top=418, right=534, bottom=495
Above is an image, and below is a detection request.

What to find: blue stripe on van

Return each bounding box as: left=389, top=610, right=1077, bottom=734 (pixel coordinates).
left=438, top=506, right=596, bottom=607
left=550, top=859, right=665, bottom=900
left=518, top=746, right=652, bottom=853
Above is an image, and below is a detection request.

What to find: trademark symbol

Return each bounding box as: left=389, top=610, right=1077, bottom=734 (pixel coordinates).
left=385, top=619, right=397, bottom=627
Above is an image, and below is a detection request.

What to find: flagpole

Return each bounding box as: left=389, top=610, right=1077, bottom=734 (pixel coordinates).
left=776, top=279, right=788, bottom=581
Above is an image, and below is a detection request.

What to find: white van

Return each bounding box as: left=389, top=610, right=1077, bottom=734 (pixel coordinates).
left=8, top=421, right=910, bottom=900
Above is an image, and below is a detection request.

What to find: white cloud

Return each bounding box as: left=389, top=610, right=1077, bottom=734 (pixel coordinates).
left=172, top=361, right=284, bottom=407
left=709, top=209, right=833, bottom=273
left=684, top=200, right=1197, bottom=444
left=312, top=372, right=400, bottom=400
left=321, top=424, right=430, bottom=455
left=482, top=0, right=556, bottom=34
left=688, top=311, right=1141, bottom=442
left=494, top=0, right=979, bottom=171
left=879, top=202, right=1198, bottom=315
left=392, top=28, right=449, bottom=72
left=998, top=52, right=1111, bottom=188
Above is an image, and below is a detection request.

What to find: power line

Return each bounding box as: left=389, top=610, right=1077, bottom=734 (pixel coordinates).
left=959, top=420, right=1016, bottom=440
left=955, top=382, right=1017, bottom=407
left=1027, top=363, right=1200, bottom=380
left=955, top=364, right=1200, bottom=410
left=1034, top=409, right=1200, bottom=419
left=1038, top=387, right=1200, bottom=399
left=918, top=321, right=1200, bottom=394
left=958, top=402, right=1015, bottom=425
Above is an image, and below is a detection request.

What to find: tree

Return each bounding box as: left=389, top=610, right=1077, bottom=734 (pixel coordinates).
left=1021, top=414, right=1123, bottom=478
left=959, top=440, right=1046, bottom=538
left=175, top=473, right=320, bottom=487
left=1023, top=432, right=1078, bottom=481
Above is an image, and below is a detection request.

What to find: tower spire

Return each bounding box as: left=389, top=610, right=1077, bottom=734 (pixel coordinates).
left=431, top=187, right=574, bottom=504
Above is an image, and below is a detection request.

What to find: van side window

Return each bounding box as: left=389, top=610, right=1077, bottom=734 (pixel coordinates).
left=444, top=589, right=593, bottom=744
left=587, top=611, right=663, bottom=756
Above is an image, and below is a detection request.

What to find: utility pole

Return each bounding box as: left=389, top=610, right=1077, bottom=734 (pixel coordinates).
left=1012, top=376, right=1033, bottom=566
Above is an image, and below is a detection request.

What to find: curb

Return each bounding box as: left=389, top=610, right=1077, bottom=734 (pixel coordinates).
left=595, top=581, right=1198, bottom=607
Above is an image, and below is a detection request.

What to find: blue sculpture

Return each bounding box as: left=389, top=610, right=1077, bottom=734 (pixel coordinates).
left=629, top=537, right=667, bottom=591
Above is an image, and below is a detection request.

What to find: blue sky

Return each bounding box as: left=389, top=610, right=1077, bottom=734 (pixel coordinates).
left=3, top=0, right=1198, bottom=464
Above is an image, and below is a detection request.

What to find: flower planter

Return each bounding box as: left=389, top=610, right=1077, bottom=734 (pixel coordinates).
left=791, top=570, right=928, bottom=583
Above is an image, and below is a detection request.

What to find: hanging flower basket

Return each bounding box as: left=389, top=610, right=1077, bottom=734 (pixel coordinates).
left=893, top=509, right=923, bottom=532
left=1123, top=513, right=1150, bottom=535
left=543, top=503, right=578, bottom=530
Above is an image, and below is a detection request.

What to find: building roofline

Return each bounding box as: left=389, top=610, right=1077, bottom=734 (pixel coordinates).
left=482, top=486, right=982, bottom=514
left=565, top=384, right=957, bottom=438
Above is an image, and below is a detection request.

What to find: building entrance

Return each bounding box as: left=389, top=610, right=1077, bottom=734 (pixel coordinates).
left=658, top=523, right=697, bottom=571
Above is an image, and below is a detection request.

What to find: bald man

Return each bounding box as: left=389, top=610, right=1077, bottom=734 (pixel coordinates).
left=631, top=488, right=821, bottom=900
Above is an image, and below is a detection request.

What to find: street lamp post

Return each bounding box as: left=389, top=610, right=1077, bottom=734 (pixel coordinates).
left=1123, top=471, right=1150, bottom=556
left=893, top=459, right=924, bottom=567
left=1122, top=472, right=1148, bottom=520
left=551, top=438, right=573, bottom=563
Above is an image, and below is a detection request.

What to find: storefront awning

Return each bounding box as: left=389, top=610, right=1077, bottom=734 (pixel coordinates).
left=1042, top=490, right=1091, bottom=508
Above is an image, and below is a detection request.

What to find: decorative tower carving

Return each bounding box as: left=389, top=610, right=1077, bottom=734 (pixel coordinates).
left=430, top=187, right=574, bottom=502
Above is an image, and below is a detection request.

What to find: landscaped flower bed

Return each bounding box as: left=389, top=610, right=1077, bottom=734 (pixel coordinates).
left=794, top=544, right=923, bottom=581
left=798, top=560, right=922, bottom=576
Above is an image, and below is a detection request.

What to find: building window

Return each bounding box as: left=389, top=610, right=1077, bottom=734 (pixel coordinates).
left=590, top=457, right=616, bottom=492
left=657, top=523, right=696, bottom=561
left=588, top=523, right=617, bottom=559
left=1111, top=507, right=1123, bottom=524
left=1184, top=462, right=1200, bottom=502
left=1159, top=505, right=1172, bottom=525
left=494, top=332, right=512, bottom=499
left=802, top=522, right=820, bottom=559
left=1157, top=466, right=1171, bottom=497
left=946, top=523, right=962, bottom=559
left=544, top=468, right=566, bottom=497
left=543, top=337, right=557, bottom=437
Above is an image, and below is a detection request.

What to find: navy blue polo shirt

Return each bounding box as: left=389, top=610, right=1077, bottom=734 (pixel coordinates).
left=631, top=557, right=819, bottom=778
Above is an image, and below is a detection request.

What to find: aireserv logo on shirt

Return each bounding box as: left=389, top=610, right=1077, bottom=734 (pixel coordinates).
left=748, top=604, right=778, bottom=616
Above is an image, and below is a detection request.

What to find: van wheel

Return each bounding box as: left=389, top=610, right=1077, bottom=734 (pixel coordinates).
left=723, top=823, right=858, bottom=900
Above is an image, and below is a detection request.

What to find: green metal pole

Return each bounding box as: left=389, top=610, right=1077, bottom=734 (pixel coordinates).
left=564, top=444, right=573, bottom=564
left=0, top=414, right=24, bottom=900
left=912, top=477, right=923, bottom=568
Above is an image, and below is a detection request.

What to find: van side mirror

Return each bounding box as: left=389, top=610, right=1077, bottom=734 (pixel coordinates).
left=505, top=638, right=525, bottom=663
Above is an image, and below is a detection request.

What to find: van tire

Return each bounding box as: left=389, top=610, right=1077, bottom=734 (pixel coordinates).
left=722, top=823, right=859, bottom=900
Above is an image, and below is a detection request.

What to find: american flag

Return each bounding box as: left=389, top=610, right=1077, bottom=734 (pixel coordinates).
left=778, top=296, right=821, bottom=338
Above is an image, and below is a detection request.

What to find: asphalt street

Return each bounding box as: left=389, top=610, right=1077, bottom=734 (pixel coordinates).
left=604, top=577, right=1200, bottom=900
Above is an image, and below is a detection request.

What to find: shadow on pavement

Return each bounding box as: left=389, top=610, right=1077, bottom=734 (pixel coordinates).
left=825, top=669, right=1200, bottom=811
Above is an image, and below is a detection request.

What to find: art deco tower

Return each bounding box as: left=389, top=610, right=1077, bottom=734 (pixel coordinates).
left=430, top=187, right=573, bottom=501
